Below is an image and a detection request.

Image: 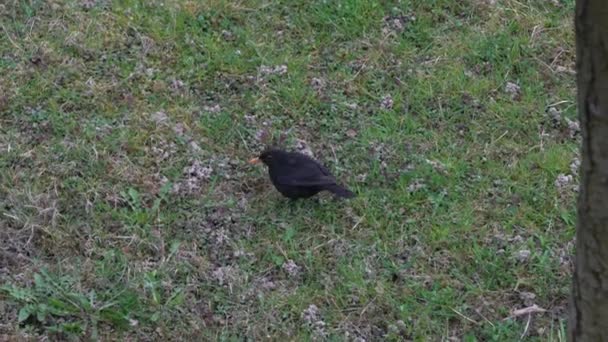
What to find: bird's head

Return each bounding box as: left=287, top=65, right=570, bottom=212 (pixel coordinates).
left=248, top=148, right=285, bottom=167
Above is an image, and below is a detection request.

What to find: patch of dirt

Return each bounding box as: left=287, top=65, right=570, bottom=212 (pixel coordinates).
left=171, top=160, right=213, bottom=195
left=282, top=259, right=302, bottom=278
left=310, top=77, right=326, bottom=93
left=542, top=105, right=581, bottom=144
left=380, top=94, right=394, bottom=110
left=146, top=138, right=178, bottom=164
left=301, top=304, right=328, bottom=340
left=294, top=139, right=315, bottom=158
left=258, top=64, right=288, bottom=77
left=470, top=62, right=493, bottom=76
left=382, top=13, right=416, bottom=36
left=0, top=186, right=68, bottom=266
left=504, top=82, right=522, bottom=101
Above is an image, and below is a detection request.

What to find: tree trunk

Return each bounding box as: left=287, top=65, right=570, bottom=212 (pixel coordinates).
left=569, top=0, right=608, bottom=340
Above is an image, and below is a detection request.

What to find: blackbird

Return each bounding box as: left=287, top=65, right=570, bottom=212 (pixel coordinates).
left=249, top=148, right=356, bottom=199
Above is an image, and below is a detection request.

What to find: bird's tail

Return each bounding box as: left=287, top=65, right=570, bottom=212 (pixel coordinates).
left=326, top=184, right=356, bottom=198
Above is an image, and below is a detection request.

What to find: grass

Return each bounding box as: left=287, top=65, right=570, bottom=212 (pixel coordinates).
left=1, top=0, right=576, bottom=340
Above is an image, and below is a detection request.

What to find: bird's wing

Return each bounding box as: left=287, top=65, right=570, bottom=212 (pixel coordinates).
left=276, top=174, right=337, bottom=186
left=277, top=155, right=337, bottom=186
left=286, top=153, right=333, bottom=176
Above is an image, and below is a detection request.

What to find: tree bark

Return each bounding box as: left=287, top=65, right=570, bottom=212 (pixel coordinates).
left=569, top=0, right=608, bottom=340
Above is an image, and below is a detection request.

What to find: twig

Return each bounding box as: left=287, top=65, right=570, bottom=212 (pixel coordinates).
left=359, top=296, right=377, bottom=318
left=547, top=100, right=572, bottom=107
left=475, top=309, right=495, bottom=328
left=1, top=24, right=23, bottom=52
left=3, top=213, right=21, bottom=222
left=451, top=307, right=479, bottom=325
left=550, top=49, right=565, bottom=68
left=313, top=239, right=336, bottom=251
left=503, top=305, right=547, bottom=321
left=26, top=222, right=36, bottom=246
left=329, top=144, right=338, bottom=166
left=493, top=130, right=510, bottom=145
left=520, top=314, right=532, bottom=340
left=351, top=215, right=365, bottom=230
left=235, top=129, right=251, bottom=152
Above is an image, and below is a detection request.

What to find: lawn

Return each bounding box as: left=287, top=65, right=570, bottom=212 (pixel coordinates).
left=0, top=0, right=577, bottom=340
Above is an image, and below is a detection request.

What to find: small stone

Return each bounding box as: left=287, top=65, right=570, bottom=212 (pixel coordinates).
left=294, top=139, right=314, bottom=158
left=310, top=77, right=325, bottom=91
left=519, top=291, right=536, bottom=306
left=186, top=161, right=212, bottom=180
left=221, top=30, right=235, bottom=41
left=259, top=65, right=273, bottom=74
left=345, top=102, right=358, bottom=110
left=255, top=129, right=268, bottom=142
left=170, top=78, right=184, bottom=90
left=282, top=259, right=302, bottom=278
left=565, top=118, right=580, bottom=138
left=505, top=82, right=521, bottom=100
left=555, top=173, right=573, bottom=190
left=382, top=14, right=415, bottom=35
left=346, top=129, right=357, bottom=138
left=173, top=123, right=186, bottom=136
left=212, top=266, right=235, bottom=286
left=555, top=65, right=575, bottom=75
left=203, top=104, right=221, bottom=113
left=355, top=173, right=368, bottom=182
left=238, top=197, right=248, bottom=210
left=259, top=64, right=288, bottom=76
left=387, top=324, right=399, bottom=334
left=189, top=141, right=201, bottom=152
left=547, top=107, right=561, bottom=124
left=81, top=0, right=96, bottom=9
left=151, top=111, right=169, bottom=124
left=85, top=78, right=96, bottom=88
left=301, top=304, right=321, bottom=324
left=570, top=157, right=580, bottom=175
left=274, top=65, right=288, bottom=75
left=509, top=235, right=524, bottom=244
left=259, top=277, right=276, bottom=290
left=515, top=249, right=531, bottom=262
left=380, top=94, right=394, bottom=110
left=426, top=159, right=447, bottom=174
left=244, top=114, right=256, bottom=124
left=407, top=179, right=426, bottom=193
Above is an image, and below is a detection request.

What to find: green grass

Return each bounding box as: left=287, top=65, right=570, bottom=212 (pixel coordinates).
left=1, top=0, right=575, bottom=340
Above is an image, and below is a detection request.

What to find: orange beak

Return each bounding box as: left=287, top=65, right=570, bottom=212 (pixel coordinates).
left=248, top=157, right=261, bottom=165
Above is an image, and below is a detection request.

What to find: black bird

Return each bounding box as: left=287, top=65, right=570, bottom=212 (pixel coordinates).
left=249, top=148, right=356, bottom=199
